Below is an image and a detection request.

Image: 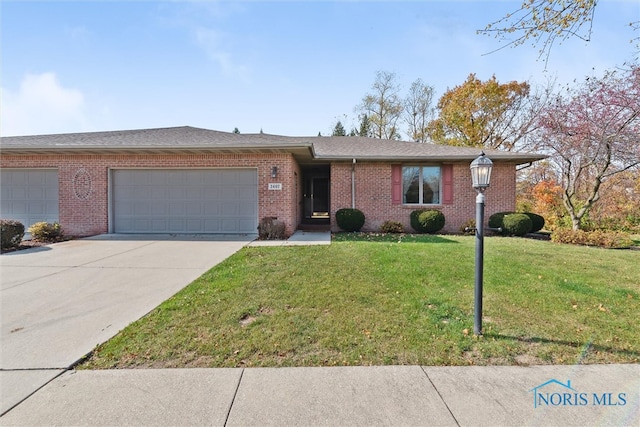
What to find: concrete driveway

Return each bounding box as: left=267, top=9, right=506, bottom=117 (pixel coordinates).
left=0, top=234, right=253, bottom=414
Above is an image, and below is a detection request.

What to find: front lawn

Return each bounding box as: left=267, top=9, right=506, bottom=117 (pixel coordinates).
left=82, top=235, right=639, bottom=368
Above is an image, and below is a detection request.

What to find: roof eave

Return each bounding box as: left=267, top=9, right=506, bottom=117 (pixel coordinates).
left=0, top=143, right=314, bottom=155
left=313, top=154, right=547, bottom=165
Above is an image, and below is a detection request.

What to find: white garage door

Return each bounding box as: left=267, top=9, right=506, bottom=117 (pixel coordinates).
left=112, top=169, right=258, bottom=234
left=0, top=169, right=59, bottom=230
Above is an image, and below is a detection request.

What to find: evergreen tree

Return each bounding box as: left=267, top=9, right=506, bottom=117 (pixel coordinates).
left=332, top=120, right=347, bottom=136
left=233, top=127, right=240, bottom=134
left=358, top=114, right=372, bottom=137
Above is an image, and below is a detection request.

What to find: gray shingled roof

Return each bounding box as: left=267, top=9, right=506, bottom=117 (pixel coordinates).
left=0, top=126, right=544, bottom=163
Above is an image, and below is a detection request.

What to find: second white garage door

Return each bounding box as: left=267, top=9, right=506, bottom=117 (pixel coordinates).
left=112, top=169, right=258, bottom=234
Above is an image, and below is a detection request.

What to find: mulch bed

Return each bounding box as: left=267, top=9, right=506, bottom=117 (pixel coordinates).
left=1, top=240, right=46, bottom=254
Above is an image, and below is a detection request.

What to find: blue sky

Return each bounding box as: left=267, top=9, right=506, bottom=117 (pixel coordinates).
left=2, top=0, right=638, bottom=138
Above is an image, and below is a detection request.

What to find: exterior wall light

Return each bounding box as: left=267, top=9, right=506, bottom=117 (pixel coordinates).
left=271, top=166, right=278, bottom=178
left=470, top=152, right=493, bottom=336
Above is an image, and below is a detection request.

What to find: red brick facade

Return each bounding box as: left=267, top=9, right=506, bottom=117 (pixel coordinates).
left=1, top=153, right=301, bottom=237
left=1, top=153, right=517, bottom=236
left=330, top=161, right=516, bottom=233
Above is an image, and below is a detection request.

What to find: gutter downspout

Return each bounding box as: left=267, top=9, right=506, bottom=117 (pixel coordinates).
left=351, top=158, right=356, bottom=209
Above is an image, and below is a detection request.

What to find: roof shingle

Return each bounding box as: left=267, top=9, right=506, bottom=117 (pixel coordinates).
left=0, top=126, right=544, bottom=163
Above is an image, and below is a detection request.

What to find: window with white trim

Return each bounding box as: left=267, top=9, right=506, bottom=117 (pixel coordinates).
left=402, top=166, right=441, bottom=204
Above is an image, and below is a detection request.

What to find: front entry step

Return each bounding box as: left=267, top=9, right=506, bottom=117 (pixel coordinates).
left=298, top=222, right=331, bottom=232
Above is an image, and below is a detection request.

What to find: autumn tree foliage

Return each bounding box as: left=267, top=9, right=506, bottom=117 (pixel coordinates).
left=479, top=0, right=598, bottom=63
left=426, top=74, right=535, bottom=150
left=532, top=65, right=640, bottom=231
left=588, top=171, right=640, bottom=232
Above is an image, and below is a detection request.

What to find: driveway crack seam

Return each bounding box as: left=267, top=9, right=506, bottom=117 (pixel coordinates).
left=420, top=366, right=460, bottom=426
left=0, top=368, right=68, bottom=417
left=74, top=241, right=159, bottom=267
left=224, top=368, right=244, bottom=426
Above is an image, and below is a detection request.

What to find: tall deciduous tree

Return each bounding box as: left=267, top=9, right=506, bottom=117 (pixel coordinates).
left=404, top=79, right=435, bottom=142
left=479, top=0, right=597, bottom=63
left=533, top=66, right=640, bottom=230
left=426, top=74, right=535, bottom=150
left=357, top=71, right=403, bottom=140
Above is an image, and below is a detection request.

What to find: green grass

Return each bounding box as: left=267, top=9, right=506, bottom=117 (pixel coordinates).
left=82, top=235, right=640, bottom=369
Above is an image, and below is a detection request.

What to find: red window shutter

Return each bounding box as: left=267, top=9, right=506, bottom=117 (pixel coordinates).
left=391, top=164, right=402, bottom=204
left=442, top=164, right=454, bottom=205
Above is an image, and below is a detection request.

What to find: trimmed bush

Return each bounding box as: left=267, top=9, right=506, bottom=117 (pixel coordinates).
left=488, top=212, right=511, bottom=230
left=410, top=209, right=445, bottom=234
left=522, top=212, right=545, bottom=233
left=257, top=217, right=286, bottom=240
left=28, top=222, right=63, bottom=242
left=551, top=229, right=633, bottom=249
left=502, top=213, right=532, bottom=236
left=336, top=208, right=366, bottom=232
left=1, top=219, right=25, bottom=250
left=380, top=220, right=404, bottom=234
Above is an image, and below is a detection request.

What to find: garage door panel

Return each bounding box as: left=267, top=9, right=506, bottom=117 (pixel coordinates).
left=113, top=169, right=257, bottom=234
left=185, top=204, right=201, bottom=215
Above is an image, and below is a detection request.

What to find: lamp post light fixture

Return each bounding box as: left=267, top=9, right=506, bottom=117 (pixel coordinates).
left=470, top=152, right=493, bottom=336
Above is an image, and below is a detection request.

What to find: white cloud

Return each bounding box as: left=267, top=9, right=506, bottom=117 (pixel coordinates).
left=193, top=26, right=251, bottom=81
left=1, top=72, right=88, bottom=136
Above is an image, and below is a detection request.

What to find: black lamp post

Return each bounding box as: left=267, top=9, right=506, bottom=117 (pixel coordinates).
left=470, top=152, right=493, bottom=336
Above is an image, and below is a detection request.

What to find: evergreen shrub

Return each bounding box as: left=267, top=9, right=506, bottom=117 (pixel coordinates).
left=1, top=219, right=25, bottom=250
left=336, top=208, right=366, bottom=232
left=502, top=213, right=532, bottom=236
left=410, top=209, right=445, bottom=233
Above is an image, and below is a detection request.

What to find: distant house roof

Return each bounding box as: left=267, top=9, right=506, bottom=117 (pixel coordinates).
left=0, top=126, right=545, bottom=164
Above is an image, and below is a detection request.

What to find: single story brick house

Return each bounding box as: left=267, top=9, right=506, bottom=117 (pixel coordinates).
left=0, top=126, right=544, bottom=237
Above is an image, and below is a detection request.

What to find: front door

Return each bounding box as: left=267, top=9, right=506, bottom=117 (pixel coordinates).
left=303, top=174, right=330, bottom=220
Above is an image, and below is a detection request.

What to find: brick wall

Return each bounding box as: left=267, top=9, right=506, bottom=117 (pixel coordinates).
left=1, top=153, right=517, bottom=237
left=330, top=161, right=516, bottom=233
left=0, top=153, right=299, bottom=237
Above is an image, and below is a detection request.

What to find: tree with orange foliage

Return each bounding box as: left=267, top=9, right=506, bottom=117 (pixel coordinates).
left=427, top=74, right=537, bottom=150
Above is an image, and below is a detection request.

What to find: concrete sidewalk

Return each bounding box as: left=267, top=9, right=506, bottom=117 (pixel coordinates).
left=1, top=364, right=637, bottom=426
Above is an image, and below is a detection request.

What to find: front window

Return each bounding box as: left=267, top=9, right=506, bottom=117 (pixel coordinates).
left=402, top=166, right=441, bottom=204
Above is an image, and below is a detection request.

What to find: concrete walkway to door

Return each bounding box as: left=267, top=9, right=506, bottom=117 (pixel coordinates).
left=0, top=234, right=254, bottom=415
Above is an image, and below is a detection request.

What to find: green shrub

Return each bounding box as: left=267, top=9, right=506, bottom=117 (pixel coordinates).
left=257, top=217, right=286, bottom=240
left=522, top=212, right=545, bottom=233
left=410, top=209, right=445, bottom=234
left=489, top=211, right=542, bottom=235
left=1, top=219, right=25, bottom=250
left=459, top=219, right=476, bottom=235
left=488, top=212, right=511, bottom=230
left=502, top=213, right=532, bottom=236
left=335, top=208, right=366, bottom=232
left=28, top=222, right=63, bottom=242
left=380, top=220, right=404, bottom=234
left=551, top=229, right=633, bottom=249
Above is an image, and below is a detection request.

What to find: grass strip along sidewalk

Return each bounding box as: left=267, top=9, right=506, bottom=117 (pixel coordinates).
left=83, top=234, right=639, bottom=369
